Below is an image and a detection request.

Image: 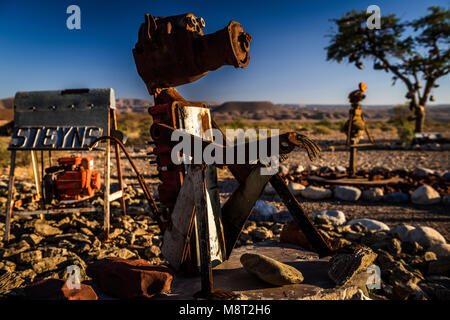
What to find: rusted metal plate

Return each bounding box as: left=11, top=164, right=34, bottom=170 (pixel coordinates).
left=9, top=88, right=115, bottom=150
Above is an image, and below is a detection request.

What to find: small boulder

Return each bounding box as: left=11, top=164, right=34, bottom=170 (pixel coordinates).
left=333, top=186, right=361, bottom=201
left=407, top=226, right=446, bottom=248
left=34, top=223, right=62, bottom=236
left=25, top=279, right=98, bottom=300
left=414, top=167, right=435, bottom=177
left=278, top=165, right=289, bottom=175
left=294, top=165, right=305, bottom=173
left=250, top=227, right=273, bottom=242
left=240, top=253, right=304, bottom=286
left=288, top=182, right=305, bottom=196
left=1, top=240, right=30, bottom=258
left=263, top=184, right=276, bottom=195
left=335, top=166, right=347, bottom=174
left=300, top=186, right=332, bottom=200
left=348, top=219, right=390, bottom=232
left=429, top=243, right=450, bottom=258
left=428, top=257, right=450, bottom=275
left=313, top=210, right=346, bottom=226
left=388, top=224, right=415, bottom=241
left=249, top=200, right=277, bottom=222
left=383, top=192, right=409, bottom=203
left=411, top=185, right=441, bottom=205
left=328, top=245, right=377, bottom=286
left=361, top=188, right=384, bottom=202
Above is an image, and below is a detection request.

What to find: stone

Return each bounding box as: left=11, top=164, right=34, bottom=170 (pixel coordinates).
left=278, top=165, right=289, bottom=175
left=17, top=250, right=43, bottom=265
left=419, top=281, right=450, bottom=300
left=272, top=210, right=293, bottom=224
left=294, top=165, right=305, bottom=173
left=333, top=186, right=361, bottom=201
left=414, top=167, right=435, bottom=177
left=428, top=257, right=450, bottom=275
left=443, top=195, right=450, bottom=206
left=335, top=166, right=346, bottom=173
left=407, top=226, right=446, bottom=249
left=386, top=238, right=402, bottom=256
left=240, top=253, right=304, bottom=286
left=300, top=186, right=332, bottom=200
left=402, top=241, right=424, bottom=255
left=328, top=245, right=377, bottom=286
left=25, top=278, right=98, bottom=300
left=288, top=182, right=305, bottom=196
left=314, top=210, right=346, bottom=226
left=376, top=250, right=423, bottom=285
left=279, top=221, right=315, bottom=251
left=1, top=240, right=31, bottom=258
left=424, top=251, right=438, bottom=262
left=96, top=248, right=137, bottom=260
left=34, top=222, right=62, bottom=236
left=21, top=234, right=43, bottom=246
left=383, top=192, right=409, bottom=203
left=54, top=233, right=92, bottom=245
left=305, top=164, right=317, bottom=172
left=0, top=260, right=16, bottom=273
left=143, top=245, right=161, bottom=259
left=32, top=256, right=68, bottom=274
left=429, top=243, right=450, bottom=258
left=249, top=200, right=277, bottom=222
left=86, top=257, right=174, bottom=299
left=250, top=227, right=273, bottom=242
left=348, top=219, right=390, bottom=232
left=388, top=224, right=415, bottom=241
left=361, top=188, right=384, bottom=202
left=411, top=185, right=441, bottom=205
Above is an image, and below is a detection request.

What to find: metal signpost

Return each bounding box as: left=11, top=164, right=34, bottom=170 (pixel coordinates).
left=3, top=88, right=126, bottom=242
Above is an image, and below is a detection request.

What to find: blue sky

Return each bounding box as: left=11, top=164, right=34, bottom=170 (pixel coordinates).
left=0, top=0, right=448, bottom=105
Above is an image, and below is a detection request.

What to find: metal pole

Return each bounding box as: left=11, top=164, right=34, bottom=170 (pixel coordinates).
left=103, top=136, right=111, bottom=240
left=111, top=109, right=126, bottom=216
left=4, top=151, right=16, bottom=242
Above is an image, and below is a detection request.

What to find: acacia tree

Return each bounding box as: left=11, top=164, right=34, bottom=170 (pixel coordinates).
left=326, top=6, right=449, bottom=133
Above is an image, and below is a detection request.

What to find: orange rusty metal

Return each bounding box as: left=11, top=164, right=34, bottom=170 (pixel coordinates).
left=133, top=13, right=251, bottom=94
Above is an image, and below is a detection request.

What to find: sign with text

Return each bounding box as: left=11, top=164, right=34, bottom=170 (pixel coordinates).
left=9, top=88, right=115, bottom=151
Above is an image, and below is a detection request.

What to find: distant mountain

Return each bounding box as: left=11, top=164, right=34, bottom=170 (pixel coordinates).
left=116, top=98, right=153, bottom=114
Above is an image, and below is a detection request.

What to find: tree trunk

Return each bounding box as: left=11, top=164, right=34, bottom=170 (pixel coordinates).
left=414, top=104, right=425, bottom=133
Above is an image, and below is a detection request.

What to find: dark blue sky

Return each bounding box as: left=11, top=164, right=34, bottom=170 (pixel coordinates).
left=0, top=0, right=448, bottom=104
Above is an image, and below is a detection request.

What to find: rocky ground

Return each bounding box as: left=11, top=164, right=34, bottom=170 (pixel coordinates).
left=0, top=132, right=449, bottom=300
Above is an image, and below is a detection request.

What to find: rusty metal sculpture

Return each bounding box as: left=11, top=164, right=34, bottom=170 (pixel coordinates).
left=133, top=13, right=336, bottom=300
left=344, top=82, right=374, bottom=177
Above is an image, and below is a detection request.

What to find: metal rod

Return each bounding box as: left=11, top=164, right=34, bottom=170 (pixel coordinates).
left=111, top=109, right=127, bottom=216
left=3, top=150, right=16, bottom=242
left=88, top=136, right=162, bottom=228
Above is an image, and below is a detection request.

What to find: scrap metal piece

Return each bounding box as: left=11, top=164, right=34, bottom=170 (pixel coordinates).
left=133, top=13, right=251, bottom=94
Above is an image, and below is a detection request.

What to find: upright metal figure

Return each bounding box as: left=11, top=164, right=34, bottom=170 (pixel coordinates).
left=344, top=82, right=374, bottom=177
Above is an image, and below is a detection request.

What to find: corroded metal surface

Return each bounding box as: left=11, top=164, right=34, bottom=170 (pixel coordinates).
left=133, top=13, right=251, bottom=94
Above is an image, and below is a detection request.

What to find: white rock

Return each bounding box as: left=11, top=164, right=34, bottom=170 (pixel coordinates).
left=288, top=182, right=305, bottom=196
left=388, top=224, right=415, bottom=241
left=361, top=188, right=384, bottom=202
left=300, top=186, right=332, bottom=200
left=335, top=166, right=346, bottom=173
left=406, top=226, right=446, bottom=248
left=429, top=243, right=450, bottom=258
left=250, top=200, right=278, bottom=222
left=334, top=186, right=361, bottom=201
left=294, top=165, right=305, bottom=173
left=411, top=185, right=441, bottom=205
left=414, top=167, right=435, bottom=177
left=348, top=218, right=390, bottom=231
left=279, top=165, right=289, bottom=175
left=313, top=210, right=346, bottom=226
left=306, top=164, right=318, bottom=171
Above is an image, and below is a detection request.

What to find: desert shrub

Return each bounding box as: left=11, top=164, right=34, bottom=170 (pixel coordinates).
left=388, top=104, right=415, bottom=143
left=314, top=125, right=333, bottom=135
